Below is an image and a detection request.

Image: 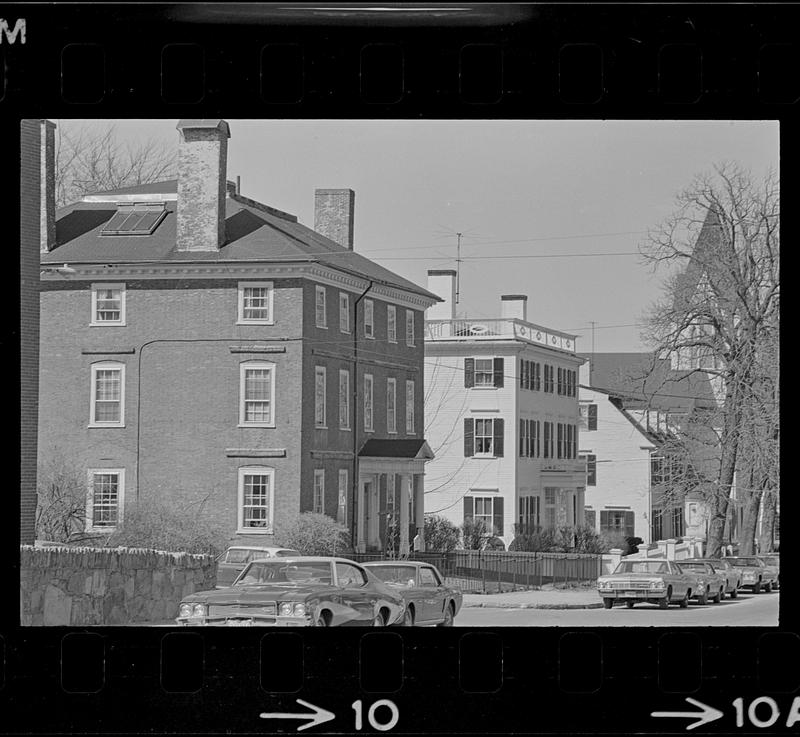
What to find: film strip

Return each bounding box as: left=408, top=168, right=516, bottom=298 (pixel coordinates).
left=4, top=3, right=795, bottom=735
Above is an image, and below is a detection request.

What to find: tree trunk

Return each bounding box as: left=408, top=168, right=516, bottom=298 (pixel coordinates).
left=738, top=489, right=761, bottom=556
left=757, top=489, right=778, bottom=553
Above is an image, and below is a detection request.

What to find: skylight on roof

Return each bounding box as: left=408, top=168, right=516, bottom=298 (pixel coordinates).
left=100, top=202, right=167, bottom=236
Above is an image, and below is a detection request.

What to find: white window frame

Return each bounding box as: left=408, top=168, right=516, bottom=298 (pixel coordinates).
left=387, top=305, right=397, bottom=343
left=339, top=369, right=351, bottom=430
left=313, top=469, right=325, bottom=514
left=474, top=417, right=495, bottom=456
left=89, top=361, right=125, bottom=428
left=315, top=365, right=327, bottom=428
left=472, top=496, right=495, bottom=532
left=315, top=285, right=327, bottom=328
left=474, top=358, right=494, bottom=386
left=386, top=377, right=397, bottom=434
left=237, top=466, right=275, bottom=534
left=406, top=379, right=415, bottom=434
left=90, top=283, right=126, bottom=326
left=337, top=469, right=348, bottom=525
left=405, top=310, right=415, bottom=347
left=364, top=373, right=374, bottom=432
left=239, top=361, right=276, bottom=428
left=237, top=281, right=274, bottom=325
left=364, top=299, right=374, bottom=339
left=339, top=292, right=350, bottom=334
left=86, top=468, right=125, bottom=532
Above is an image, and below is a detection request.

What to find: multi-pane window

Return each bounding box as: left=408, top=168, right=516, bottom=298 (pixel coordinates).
left=386, top=378, right=397, bottom=433
left=600, top=510, right=634, bottom=538
left=313, top=469, right=325, bottom=514
left=544, top=488, right=557, bottom=529
left=543, top=421, right=554, bottom=458
left=86, top=469, right=124, bottom=531
left=465, top=357, right=504, bottom=388
left=406, top=380, right=415, bottom=434
left=387, top=305, right=397, bottom=342
left=519, top=419, right=540, bottom=458
left=238, top=467, right=274, bottom=532
left=240, top=362, right=275, bottom=426
left=651, top=508, right=664, bottom=541
left=518, top=495, right=540, bottom=528
left=557, top=367, right=564, bottom=395
left=90, top=362, right=124, bottom=426
left=91, top=283, right=126, bottom=325
left=671, top=506, right=684, bottom=537
left=364, top=299, right=374, bottom=338
left=315, top=286, right=327, bottom=328
left=237, top=281, right=273, bottom=323
left=315, top=366, right=327, bottom=427
left=337, top=469, right=348, bottom=525
left=464, top=418, right=504, bottom=457
left=544, top=364, right=554, bottom=393
left=339, top=370, right=350, bottom=429
left=464, top=495, right=504, bottom=536
left=580, top=403, right=598, bottom=430
left=520, top=359, right=543, bottom=391
left=580, top=453, right=597, bottom=486
left=557, top=423, right=564, bottom=459
left=364, top=374, right=374, bottom=431
left=339, top=292, right=350, bottom=334
left=406, top=310, right=415, bottom=346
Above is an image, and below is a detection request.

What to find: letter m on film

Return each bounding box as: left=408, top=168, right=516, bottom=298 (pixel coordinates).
left=0, top=18, right=26, bottom=44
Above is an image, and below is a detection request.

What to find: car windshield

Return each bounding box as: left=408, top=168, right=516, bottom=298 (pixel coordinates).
left=235, top=561, right=332, bottom=586
left=275, top=550, right=301, bottom=557
left=680, top=563, right=708, bottom=572
left=367, top=565, right=417, bottom=586
left=225, top=548, right=259, bottom=564
left=729, top=557, right=759, bottom=567
left=613, top=561, right=669, bottom=574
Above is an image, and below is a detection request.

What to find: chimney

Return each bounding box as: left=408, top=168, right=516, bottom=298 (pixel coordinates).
left=176, top=119, right=230, bottom=252
left=314, top=189, right=355, bottom=250
left=427, top=270, right=456, bottom=320
left=501, top=294, right=527, bottom=321
left=40, top=120, right=56, bottom=253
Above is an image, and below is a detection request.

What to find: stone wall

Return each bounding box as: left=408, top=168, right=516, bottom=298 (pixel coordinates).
left=20, top=545, right=216, bottom=626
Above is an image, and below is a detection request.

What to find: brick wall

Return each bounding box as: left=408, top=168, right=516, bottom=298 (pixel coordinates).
left=20, top=545, right=216, bottom=625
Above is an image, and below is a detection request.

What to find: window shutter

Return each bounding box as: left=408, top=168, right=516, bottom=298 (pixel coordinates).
left=379, top=474, right=388, bottom=514
left=520, top=360, right=525, bottom=389
left=464, top=358, right=475, bottom=388
left=557, top=423, right=563, bottom=459
left=493, top=496, right=504, bottom=536
left=600, top=510, right=609, bottom=532
left=588, top=404, right=598, bottom=431
left=464, top=496, right=474, bottom=522
left=625, top=511, right=635, bottom=538
left=587, top=454, right=597, bottom=486
left=464, top=418, right=474, bottom=457
left=493, top=418, right=504, bottom=457
left=519, top=419, right=525, bottom=456
left=493, top=357, right=504, bottom=388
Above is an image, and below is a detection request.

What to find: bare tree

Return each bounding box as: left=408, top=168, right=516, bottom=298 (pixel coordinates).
left=640, top=163, right=779, bottom=558
left=36, top=454, right=91, bottom=543
left=55, top=121, right=177, bottom=208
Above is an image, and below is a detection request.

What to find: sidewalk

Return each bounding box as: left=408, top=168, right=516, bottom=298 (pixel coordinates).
left=463, top=585, right=602, bottom=610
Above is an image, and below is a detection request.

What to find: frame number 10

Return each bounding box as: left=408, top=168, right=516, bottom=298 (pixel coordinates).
left=351, top=700, right=400, bottom=731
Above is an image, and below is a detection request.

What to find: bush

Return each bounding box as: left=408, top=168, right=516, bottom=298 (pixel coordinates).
left=511, top=524, right=608, bottom=553
left=461, top=518, right=490, bottom=550
left=275, top=513, right=352, bottom=556
left=600, top=531, right=631, bottom=555
left=510, top=525, right=561, bottom=552
left=423, top=515, right=460, bottom=552
left=36, top=456, right=89, bottom=544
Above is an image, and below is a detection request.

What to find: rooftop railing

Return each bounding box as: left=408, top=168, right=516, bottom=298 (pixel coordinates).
left=425, top=318, right=578, bottom=353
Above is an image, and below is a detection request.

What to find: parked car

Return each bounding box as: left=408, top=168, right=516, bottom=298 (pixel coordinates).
left=176, top=557, right=404, bottom=627
left=597, top=559, right=699, bottom=609
left=215, top=546, right=301, bottom=587
left=702, top=558, right=742, bottom=598
left=725, top=556, right=776, bottom=593
left=677, top=560, right=727, bottom=603
left=361, top=560, right=462, bottom=626
left=757, top=554, right=780, bottom=590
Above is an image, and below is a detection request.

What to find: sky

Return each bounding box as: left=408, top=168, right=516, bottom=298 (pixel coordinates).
left=60, top=119, right=778, bottom=353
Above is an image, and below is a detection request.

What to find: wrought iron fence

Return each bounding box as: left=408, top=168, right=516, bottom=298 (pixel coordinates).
left=351, top=550, right=602, bottom=594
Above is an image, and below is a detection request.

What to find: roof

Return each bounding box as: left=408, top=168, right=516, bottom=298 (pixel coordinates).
left=673, top=207, right=726, bottom=313
left=45, top=184, right=440, bottom=302
left=88, top=179, right=179, bottom=197
left=358, top=439, right=434, bottom=459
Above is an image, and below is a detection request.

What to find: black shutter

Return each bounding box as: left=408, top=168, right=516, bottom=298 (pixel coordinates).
left=519, top=419, right=525, bottom=456
left=519, top=360, right=524, bottom=389
left=493, top=357, right=504, bottom=388
left=557, top=367, right=563, bottom=395
left=625, top=511, right=635, bottom=538
left=527, top=419, right=532, bottom=458
left=463, top=497, right=474, bottom=523
left=600, top=510, right=609, bottom=532
left=493, top=496, right=504, bottom=536
left=464, top=358, right=475, bottom=388
left=493, top=418, right=504, bottom=457
left=543, top=422, right=549, bottom=458
left=588, top=404, right=598, bottom=431
left=464, top=418, right=475, bottom=456
left=557, top=423, right=563, bottom=459
left=587, top=454, right=597, bottom=486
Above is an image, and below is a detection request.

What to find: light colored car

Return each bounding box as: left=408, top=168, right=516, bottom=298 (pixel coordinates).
left=703, top=558, right=742, bottom=598
left=215, top=545, right=301, bottom=587
left=678, top=560, right=727, bottom=604
left=176, top=557, right=405, bottom=627
left=757, top=554, right=780, bottom=590
left=597, top=559, right=700, bottom=609
left=725, top=556, right=776, bottom=593
left=362, top=561, right=462, bottom=626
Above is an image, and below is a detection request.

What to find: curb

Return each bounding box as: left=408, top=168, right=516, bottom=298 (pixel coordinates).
left=465, top=602, right=604, bottom=610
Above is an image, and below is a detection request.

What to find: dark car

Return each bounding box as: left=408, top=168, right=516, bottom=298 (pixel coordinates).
left=362, top=561, right=463, bottom=626
left=176, top=557, right=404, bottom=627
left=215, top=546, right=302, bottom=587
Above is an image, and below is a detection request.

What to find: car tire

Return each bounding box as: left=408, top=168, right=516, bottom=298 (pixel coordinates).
left=753, top=582, right=761, bottom=594
left=603, top=598, right=613, bottom=609
left=626, top=600, right=635, bottom=609
left=316, top=612, right=330, bottom=627
left=659, top=587, right=672, bottom=609
left=403, top=606, right=415, bottom=627
left=730, top=587, right=739, bottom=599
left=696, top=590, right=708, bottom=605
left=765, top=581, right=773, bottom=593
left=437, top=603, right=455, bottom=626
left=713, top=588, right=723, bottom=604
left=679, top=591, right=689, bottom=608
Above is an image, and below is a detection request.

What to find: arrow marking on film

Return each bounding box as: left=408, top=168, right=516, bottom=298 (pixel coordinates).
left=651, top=697, right=724, bottom=731
left=259, top=699, right=336, bottom=732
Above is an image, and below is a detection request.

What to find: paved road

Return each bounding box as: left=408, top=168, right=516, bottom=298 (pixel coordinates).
left=456, top=591, right=779, bottom=627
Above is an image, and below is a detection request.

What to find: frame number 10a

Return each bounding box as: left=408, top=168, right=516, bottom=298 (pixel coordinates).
left=351, top=700, right=400, bottom=731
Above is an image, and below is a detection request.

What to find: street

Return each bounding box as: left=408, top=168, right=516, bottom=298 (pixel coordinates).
left=456, top=591, right=779, bottom=627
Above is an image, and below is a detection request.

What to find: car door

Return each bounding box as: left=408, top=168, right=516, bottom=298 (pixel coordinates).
left=668, top=562, right=689, bottom=597
left=335, top=562, right=374, bottom=624
left=418, top=566, right=445, bottom=622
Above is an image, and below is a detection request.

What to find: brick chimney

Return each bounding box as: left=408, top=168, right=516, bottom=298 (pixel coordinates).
left=427, top=270, right=456, bottom=320
left=501, top=294, right=527, bottom=321
left=40, top=120, right=56, bottom=253
left=314, top=189, right=355, bottom=249
left=176, top=119, right=230, bottom=252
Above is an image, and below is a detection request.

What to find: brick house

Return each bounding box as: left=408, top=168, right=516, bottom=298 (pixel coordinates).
left=38, top=119, right=439, bottom=554
left=423, top=271, right=586, bottom=550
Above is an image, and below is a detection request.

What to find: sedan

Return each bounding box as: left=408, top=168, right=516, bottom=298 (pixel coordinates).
left=176, top=557, right=404, bottom=627
left=215, top=545, right=301, bottom=587
left=678, top=560, right=727, bottom=603
left=362, top=561, right=462, bottom=626
left=597, top=559, right=700, bottom=609
left=757, top=554, right=780, bottom=590
left=725, top=556, right=776, bottom=593
left=702, top=558, right=742, bottom=598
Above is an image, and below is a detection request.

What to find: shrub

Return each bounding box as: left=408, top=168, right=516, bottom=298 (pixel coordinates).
left=423, top=515, right=460, bottom=553
left=510, top=525, right=561, bottom=552
left=511, top=524, right=608, bottom=553
left=35, top=456, right=89, bottom=543
left=600, top=531, right=631, bottom=555
left=275, top=513, right=352, bottom=556
left=461, top=518, right=490, bottom=550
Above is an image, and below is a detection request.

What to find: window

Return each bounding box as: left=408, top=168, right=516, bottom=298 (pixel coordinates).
left=533, top=420, right=539, bottom=457
left=672, top=506, right=684, bottom=537
left=534, top=362, right=541, bottom=391
left=364, top=299, right=374, bottom=338
left=544, top=488, right=557, bottom=529
left=313, top=469, right=325, bottom=514
left=239, top=362, right=275, bottom=426
left=237, top=281, right=273, bottom=324
left=544, top=365, right=554, bottom=393
left=543, top=421, right=554, bottom=458
left=90, top=362, right=125, bottom=427
left=91, top=283, right=126, bottom=326
left=336, top=562, right=367, bottom=587
left=86, top=469, right=124, bottom=531
left=580, top=403, right=598, bottom=430
left=464, top=417, right=504, bottom=457
left=600, top=510, right=635, bottom=538
left=580, top=454, right=597, bottom=486
left=315, top=285, right=327, bottom=328
left=406, top=310, right=415, bottom=346
left=237, top=467, right=275, bottom=533
left=557, top=367, right=564, bottom=395
left=387, top=305, right=397, bottom=342
left=419, top=567, right=438, bottom=588
left=339, top=370, right=350, bottom=429
left=100, top=202, right=167, bottom=236
left=339, top=292, right=350, bottom=333
left=315, top=366, right=327, bottom=427
left=386, top=378, right=397, bottom=433
left=557, top=423, right=564, bottom=459
left=364, top=374, right=374, bottom=431
left=464, top=495, right=504, bottom=536
left=651, top=508, right=664, bottom=541
left=337, top=469, right=348, bottom=525
left=464, top=357, right=504, bottom=388
left=518, top=495, right=540, bottom=528
left=406, top=380, right=415, bottom=434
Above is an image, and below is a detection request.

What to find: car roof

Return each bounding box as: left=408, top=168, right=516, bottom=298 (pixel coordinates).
left=244, top=556, right=357, bottom=564
left=226, top=546, right=300, bottom=552
left=362, top=560, right=425, bottom=567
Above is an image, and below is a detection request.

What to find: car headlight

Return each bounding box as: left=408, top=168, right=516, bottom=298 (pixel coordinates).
left=179, top=603, right=192, bottom=618
left=192, top=603, right=206, bottom=617
left=293, top=603, right=306, bottom=617
left=279, top=602, right=307, bottom=617
left=650, top=581, right=665, bottom=589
